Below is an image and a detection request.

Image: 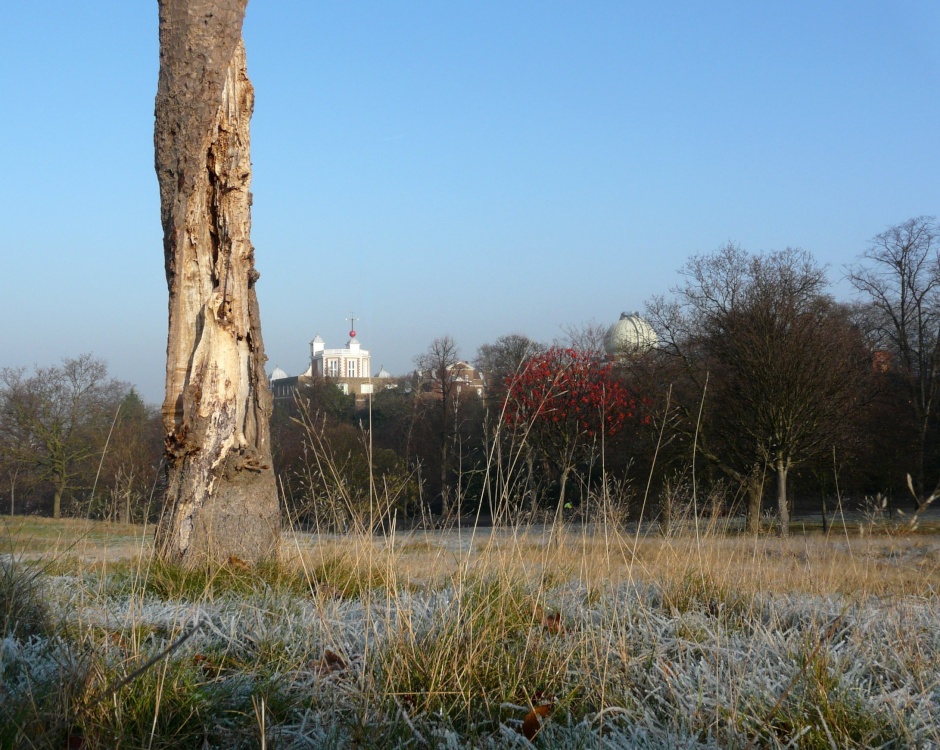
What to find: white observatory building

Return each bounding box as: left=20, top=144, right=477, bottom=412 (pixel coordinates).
left=604, top=311, right=657, bottom=357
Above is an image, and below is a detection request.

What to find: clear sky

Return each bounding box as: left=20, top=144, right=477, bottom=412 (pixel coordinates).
left=1, top=1, right=938, bottom=403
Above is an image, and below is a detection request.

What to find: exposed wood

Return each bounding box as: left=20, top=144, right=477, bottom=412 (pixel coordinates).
left=154, top=0, right=279, bottom=566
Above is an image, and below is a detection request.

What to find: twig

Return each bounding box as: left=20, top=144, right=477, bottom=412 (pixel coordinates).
left=95, top=613, right=206, bottom=702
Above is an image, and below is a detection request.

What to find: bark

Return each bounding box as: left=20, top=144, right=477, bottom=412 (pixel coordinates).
left=549, top=464, right=572, bottom=547
left=154, top=0, right=279, bottom=566
left=915, top=423, right=928, bottom=511
left=53, top=482, right=63, bottom=520
left=745, top=475, right=762, bottom=535
left=775, top=459, right=790, bottom=537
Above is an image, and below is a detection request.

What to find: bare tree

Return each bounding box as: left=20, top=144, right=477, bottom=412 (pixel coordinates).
left=475, top=334, right=546, bottom=516
left=96, top=389, right=164, bottom=524
left=848, top=216, right=940, bottom=505
left=557, top=320, right=609, bottom=357
left=414, top=336, right=463, bottom=516
left=475, top=334, right=545, bottom=409
left=154, top=0, right=279, bottom=565
left=648, top=244, right=869, bottom=535
left=0, top=354, right=126, bottom=518
left=645, top=254, right=769, bottom=532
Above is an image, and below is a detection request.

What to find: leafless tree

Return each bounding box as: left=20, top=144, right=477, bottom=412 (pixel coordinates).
left=0, top=354, right=127, bottom=518
left=648, top=244, right=870, bottom=535
left=645, top=249, right=768, bottom=531
left=95, top=389, right=164, bottom=524
left=475, top=334, right=545, bottom=408
left=476, top=334, right=544, bottom=381
left=557, top=320, right=609, bottom=357
left=154, top=0, right=279, bottom=565
left=848, top=216, right=940, bottom=506
left=414, top=336, right=464, bottom=516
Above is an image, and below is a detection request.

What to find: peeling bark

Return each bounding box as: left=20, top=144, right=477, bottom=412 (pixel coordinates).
left=154, top=0, right=279, bottom=566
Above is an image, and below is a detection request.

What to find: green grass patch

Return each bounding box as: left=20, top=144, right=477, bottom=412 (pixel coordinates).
left=0, top=557, right=50, bottom=639
left=120, top=557, right=313, bottom=601
left=306, top=551, right=392, bottom=598
left=375, top=573, right=573, bottom=735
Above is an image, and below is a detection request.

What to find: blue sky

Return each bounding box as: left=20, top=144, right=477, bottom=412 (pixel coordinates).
left=1, top=1, right=938, bottom=403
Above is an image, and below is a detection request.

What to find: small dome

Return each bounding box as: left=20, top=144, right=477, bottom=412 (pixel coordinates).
left=270, top=365, right=288, bottom=380
left=376, top=365, right=393, bottom=379
left=604, top=311, right=657, bottom=356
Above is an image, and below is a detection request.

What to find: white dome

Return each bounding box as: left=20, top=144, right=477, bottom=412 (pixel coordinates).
left=604, top=312, right=657, bottom=356
left=270, top=365, right=288, bottom=380
left=376, top=365, right=393, bottom=379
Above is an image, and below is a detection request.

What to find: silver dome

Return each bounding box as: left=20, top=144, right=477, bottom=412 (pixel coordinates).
left=604, top=311, right=657, bottom=356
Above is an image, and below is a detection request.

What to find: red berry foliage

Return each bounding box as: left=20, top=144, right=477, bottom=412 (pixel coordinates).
left=502, top=347, right=637, bottom=443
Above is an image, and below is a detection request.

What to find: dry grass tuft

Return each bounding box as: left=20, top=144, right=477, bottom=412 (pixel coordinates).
left=1, top=518, right=938, bottom=747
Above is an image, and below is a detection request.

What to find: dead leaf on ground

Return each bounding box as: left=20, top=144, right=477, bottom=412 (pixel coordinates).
left=531, top=603, right=566, bottom=634
left=310, top=648, right=347, bottom=675
left=541, top=611, right=565, bottom=634
left=521, top=703, right=553, bottom=741
left=315, top=583, right=344, bottom=599
left=228, top=555, right=250, bottom=571
left=192, top=652, right=223, bottom=676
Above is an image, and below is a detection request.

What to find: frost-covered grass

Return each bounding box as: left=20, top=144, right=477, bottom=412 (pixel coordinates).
left=1, top=522, right=939, bottom=748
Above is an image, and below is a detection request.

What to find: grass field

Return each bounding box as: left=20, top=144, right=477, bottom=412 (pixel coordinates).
left=2, top=516, right=939, bottom=748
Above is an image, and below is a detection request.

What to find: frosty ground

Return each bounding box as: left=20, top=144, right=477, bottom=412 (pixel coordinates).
left=2, top=519, right=939, bottom=748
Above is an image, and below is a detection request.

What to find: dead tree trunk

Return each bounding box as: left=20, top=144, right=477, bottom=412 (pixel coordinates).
left=154, top=0, right=279, bottom=566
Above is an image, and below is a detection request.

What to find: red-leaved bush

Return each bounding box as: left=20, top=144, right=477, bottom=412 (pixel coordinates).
left=502, top=347, right=636, bottom=445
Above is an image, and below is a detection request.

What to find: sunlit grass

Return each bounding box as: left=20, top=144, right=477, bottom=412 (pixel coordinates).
left=1, top=517, right=938, bottom=748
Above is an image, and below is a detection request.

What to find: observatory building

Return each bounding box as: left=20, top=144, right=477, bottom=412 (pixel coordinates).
left=268, top=320, right=395, bottom=406
left=604, top=311, right=657, bottom=357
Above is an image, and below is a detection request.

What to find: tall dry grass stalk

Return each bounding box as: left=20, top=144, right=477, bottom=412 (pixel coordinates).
left=4, top=389, right=940, bottom=750
left=2, top=514, right=939, bottom=748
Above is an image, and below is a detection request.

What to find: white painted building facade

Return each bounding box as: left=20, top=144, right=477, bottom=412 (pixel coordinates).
left=305, top=333, right=372, bottom=382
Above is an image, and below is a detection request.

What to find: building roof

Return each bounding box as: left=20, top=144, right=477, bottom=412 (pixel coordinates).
left=604, top=311, right=657, bottom=356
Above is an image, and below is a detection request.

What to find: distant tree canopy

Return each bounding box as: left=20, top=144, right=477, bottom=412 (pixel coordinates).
left=645, top=244, right=873, bottom=533
left=263, top=231, right=931, bottom=533
left=503, top=346, right=640, bottom=513
left=475, top=334, right=545, bottom=410
left=0, top=354, right=162, bottom=520
left=849, top=216, right=940, bottom=506
left=7, top=224, right=936, bottom=537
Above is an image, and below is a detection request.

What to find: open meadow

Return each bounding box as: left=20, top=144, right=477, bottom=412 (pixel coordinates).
left=2, top=516, right=939, bottom=748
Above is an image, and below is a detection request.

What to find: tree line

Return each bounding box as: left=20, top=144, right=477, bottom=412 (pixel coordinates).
left=3, top=217, right=938, bottom=532
left=0, top=353, right=163, bottom=521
